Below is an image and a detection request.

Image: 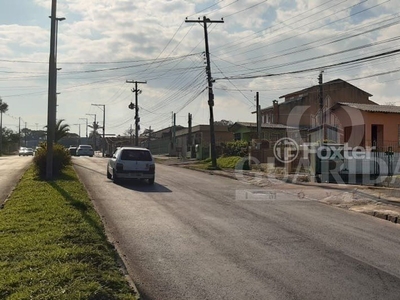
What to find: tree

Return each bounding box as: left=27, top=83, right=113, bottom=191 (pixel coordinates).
left=1, top=127, right=19, bottom=153
left=124, top=126, right=135, bottom=145
left=214, top=119, right=233, bottom=126
left=0, top=97, right=9, bottom=155
left=45, top=119, right=70, bottom=142
left=55, top=119, right=70, bottom=142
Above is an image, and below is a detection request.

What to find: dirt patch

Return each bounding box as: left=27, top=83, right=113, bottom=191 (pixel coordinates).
left=320, top=191, right=400, bottom=224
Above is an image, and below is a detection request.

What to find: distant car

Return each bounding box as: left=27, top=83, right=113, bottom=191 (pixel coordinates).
left=19, top=147, right=34, bottom=156
left=76, top=145, right=94, bottom=157
left=68, top=145, right=77, bottom=156
left=107, top=147, right=155, bottom=184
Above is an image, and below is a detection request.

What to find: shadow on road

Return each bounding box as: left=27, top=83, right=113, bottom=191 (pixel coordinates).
left=73, top=161, right=107, bottom=177
left=115, top=180, right=172, bottom=193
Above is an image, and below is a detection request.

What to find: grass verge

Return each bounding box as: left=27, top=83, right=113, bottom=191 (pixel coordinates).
left=0, top=165, right=138, bottom=300
left=189, top=156, right=245, bottom=170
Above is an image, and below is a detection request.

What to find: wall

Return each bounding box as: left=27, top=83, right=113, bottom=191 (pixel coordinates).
left=332, top=106, right=400, bottom=149
left=262, top=81, right=372, bottom=128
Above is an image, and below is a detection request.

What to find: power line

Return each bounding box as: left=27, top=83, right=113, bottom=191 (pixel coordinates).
left=216, top=48, right=400, bottom=80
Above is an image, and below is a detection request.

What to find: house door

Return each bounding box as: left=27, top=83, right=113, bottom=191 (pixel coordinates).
left=371, top=124, right=383, bottom=148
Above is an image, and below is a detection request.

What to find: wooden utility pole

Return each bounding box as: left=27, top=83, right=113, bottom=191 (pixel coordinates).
left=126, top=80, right=147, bottom=146
left=188, top=113, right=192, bottom=156
left=256, top=92, right=261, bottom=139
left=185, top=16, right=224, bottom=169
left=147, top=126, right=152, bottom=149
left=318, top=71, right=324, bottom=143
left=92, top=104, right=106, bottom=157
left=173, top=112, right=176, bottom=149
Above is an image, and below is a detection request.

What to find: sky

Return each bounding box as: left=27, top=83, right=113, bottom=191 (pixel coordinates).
left=1, top=0, right=400, bottom=136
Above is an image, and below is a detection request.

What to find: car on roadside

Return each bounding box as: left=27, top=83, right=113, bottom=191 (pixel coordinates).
left=107, top=147, right=155, bottom=184
left=18, top=147, right=34, bottom=156
left=76, top=144, right=94, bottom=157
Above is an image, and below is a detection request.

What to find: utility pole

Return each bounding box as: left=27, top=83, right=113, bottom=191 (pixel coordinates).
left=73, top=123, right=81, bottom=145
left=147, top=126, right=152, bottom=149
left=185, top=16, right=224, bottom=169
left=86, top=113, right=97, bottom=150
left=318, top=71, right=324, bottom=143
left=126, top=80, right=147, bottom=147
left=24, top=122, right=27, bottom=146
left=256, top=92, right=261, bottom=139
left=188, top=113, right=192, bottom=156
left=92, top=104, right=106, bottom=157
left=173, top=113, right=176, bottom=149
left=79, top=117, right=88, bottom=139
left=130, top=124, right=133, bottom=145
left=46, top=0, right=57, bottom=180
left=46, top=0, right=65, bottom=180
left=18, top=117, right=21, bottom=149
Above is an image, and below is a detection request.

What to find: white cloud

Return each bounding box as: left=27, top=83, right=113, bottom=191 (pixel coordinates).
left=1, top=0, right=400, bottom=134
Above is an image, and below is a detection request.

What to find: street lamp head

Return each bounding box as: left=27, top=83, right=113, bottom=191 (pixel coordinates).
left=49, top=16, right=66, bottom=21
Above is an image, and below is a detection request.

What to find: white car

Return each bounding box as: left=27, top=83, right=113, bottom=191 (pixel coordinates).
left=76, top=145, right=94, bottom=157
left=107, top=147, right=155, bottom=184
left=18, top=147, right=34, bottom=156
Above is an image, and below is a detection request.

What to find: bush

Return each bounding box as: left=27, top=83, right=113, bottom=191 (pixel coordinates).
left=221, top=140, right=249, bottom=157
left=33, top=143, right=71, bottom=178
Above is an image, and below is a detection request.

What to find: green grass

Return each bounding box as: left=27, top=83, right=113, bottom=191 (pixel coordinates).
left=0, top=166, right=138, bottom=300
left=216, top=156, right=243, bottom=169
left=187, top=156, right=244, bottom=170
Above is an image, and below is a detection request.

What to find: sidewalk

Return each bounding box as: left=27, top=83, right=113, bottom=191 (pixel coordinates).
left=155, top=156, right=400, bottom=225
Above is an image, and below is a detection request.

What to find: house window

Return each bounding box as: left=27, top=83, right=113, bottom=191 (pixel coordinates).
left=234, top=133, right=241, bottom=141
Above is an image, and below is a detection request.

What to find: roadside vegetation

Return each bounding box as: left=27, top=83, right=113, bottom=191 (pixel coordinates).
left=0, top=165, right=138, bottom=299
left=189, top=140, right=251, bottom=170
left=191, top=156, right=246, bottom=170
left=33, top=143, right=71, bottom=178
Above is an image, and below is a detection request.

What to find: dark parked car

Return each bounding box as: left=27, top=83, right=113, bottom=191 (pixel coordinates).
left=68, top=146, right=77, bottom=156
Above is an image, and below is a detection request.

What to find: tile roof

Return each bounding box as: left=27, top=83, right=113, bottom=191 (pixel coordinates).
left=337, top=102, right=400, bottom=113
left=279, top=79, right=372, bottom=99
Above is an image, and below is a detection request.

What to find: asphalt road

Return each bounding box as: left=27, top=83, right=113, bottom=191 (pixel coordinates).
left=73, top=156, right=400, bottom=300
left=0, top=155, right=32, bottom=206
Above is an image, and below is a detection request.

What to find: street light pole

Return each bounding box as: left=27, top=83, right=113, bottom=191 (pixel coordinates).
left=91, top=104, right=106, bottom=157
left=46, top=0, right=64, bottom=180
